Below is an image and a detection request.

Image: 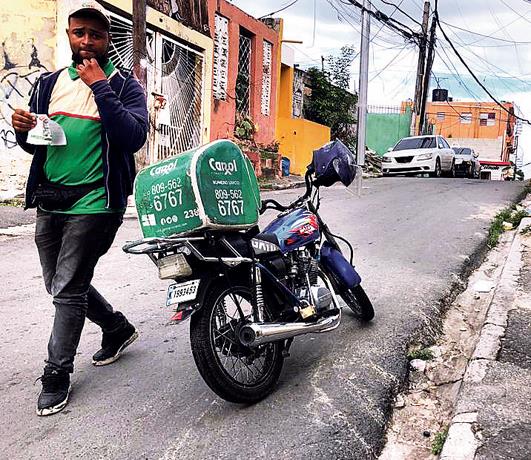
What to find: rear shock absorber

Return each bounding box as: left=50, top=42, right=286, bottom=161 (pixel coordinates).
left=254, top=265, right=265, bottom=322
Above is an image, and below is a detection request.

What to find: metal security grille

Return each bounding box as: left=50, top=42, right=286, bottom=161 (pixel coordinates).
left=107, top=13, right=204, bottom=163
left=108, top=14, right=154, bottom=71
left=236, top=34, right=251, bottom=115
left=158, top=37, right=204, bottom=159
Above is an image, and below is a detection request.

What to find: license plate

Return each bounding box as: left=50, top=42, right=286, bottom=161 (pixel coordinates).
left=166, top=279, right=200, bottom=307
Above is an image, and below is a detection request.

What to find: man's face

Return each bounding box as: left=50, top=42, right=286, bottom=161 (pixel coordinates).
left=67, top=15, right=110, bottom=66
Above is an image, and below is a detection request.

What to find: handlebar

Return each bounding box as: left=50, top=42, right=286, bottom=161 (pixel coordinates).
left=259, top=171, right=314, bottom=215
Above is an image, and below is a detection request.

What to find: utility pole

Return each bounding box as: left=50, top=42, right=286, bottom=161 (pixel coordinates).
left=418, top=14, right=437, bottom=135
left=356, top=0, right=370, bottom=166
left=132, top=0, right=147, bottom=89
left=411, top=1, right=430, bottom=135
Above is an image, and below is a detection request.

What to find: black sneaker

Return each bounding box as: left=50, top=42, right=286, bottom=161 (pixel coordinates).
left=92, top=323, right=138, bottom=366
left=36, top=369, right=70, bottom=416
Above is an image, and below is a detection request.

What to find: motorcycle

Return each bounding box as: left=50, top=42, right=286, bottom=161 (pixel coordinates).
left=123, top=140, right=373, bottom=403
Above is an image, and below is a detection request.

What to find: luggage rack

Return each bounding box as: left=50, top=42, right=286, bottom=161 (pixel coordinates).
left=122, top=236, right=253, bottom=267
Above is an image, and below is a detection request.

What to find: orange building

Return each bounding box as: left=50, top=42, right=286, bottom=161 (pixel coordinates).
left=207, top=0, right=280, bottom=145
left=426, top=101, right=516, bottom=162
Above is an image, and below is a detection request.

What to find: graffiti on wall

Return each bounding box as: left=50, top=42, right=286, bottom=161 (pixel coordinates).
left=0, top=40, right=47, bottom=149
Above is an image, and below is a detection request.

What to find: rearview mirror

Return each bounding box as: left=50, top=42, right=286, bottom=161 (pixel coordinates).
left=387, top=147, right=392, bottom=152
left=473, top=152, right=479, bottom=158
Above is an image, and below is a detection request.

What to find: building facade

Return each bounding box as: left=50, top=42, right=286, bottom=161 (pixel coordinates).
left=207, top=0, right=280, bottom=145
left=275, top=60, right=331, bottom=175
left=426, top=101, right=516, bottom=163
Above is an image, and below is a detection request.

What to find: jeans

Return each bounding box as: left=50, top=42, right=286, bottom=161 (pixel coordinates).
left=35, top=210, right=127, bottom=373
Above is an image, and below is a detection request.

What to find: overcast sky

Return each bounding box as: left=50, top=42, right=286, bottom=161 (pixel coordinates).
left=231, top=0, right=531, bottom=174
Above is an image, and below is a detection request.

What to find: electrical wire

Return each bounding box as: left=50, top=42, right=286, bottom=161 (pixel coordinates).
left=440, top=20, right=531, bottom=45
left=378, top=0, right=423, bottom=26
left=340, top=0, right=421, bottom=43
left=434, top=0, right=531, bottom=124
left=258, top=0, right=299, bottom=19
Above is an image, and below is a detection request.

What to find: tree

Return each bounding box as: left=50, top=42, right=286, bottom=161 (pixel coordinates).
left=304, top=45, right=358, bottom=149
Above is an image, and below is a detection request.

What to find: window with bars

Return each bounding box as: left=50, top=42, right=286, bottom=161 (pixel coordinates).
left=213, top=14, right=229, bottom=101
left=261, top=40, right=272, bottom=116
left=479, top=112, right=495, bottom=126
left=460, top=112, right=472, bottom=124
left=107, top=13, right=204, bottom=162
left=236, top=32, right=252, bottom=115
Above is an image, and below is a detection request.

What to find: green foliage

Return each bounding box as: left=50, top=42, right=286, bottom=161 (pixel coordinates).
left=234, top=115, right=257, bottom=141
left=488, top=205, right=528, bottom=247
left=431, top=428, right=449, bottom=455
left=521, top=224, right=531, bottom=235
left=304, top=45, right=358, bottom=150
left=407, top=347, right=434, bottom=361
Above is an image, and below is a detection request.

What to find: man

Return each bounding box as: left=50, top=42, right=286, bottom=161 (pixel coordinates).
left=12, top=1, right=148, bottom=416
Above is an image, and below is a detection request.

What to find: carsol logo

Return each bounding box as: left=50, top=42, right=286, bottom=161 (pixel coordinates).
left=209, top=158, right=237, bottom=176
left=150, top=159, right=178, bottom=177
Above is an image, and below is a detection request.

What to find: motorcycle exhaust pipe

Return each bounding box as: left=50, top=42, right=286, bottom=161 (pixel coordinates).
left=238, top=311, right=341, bottom=347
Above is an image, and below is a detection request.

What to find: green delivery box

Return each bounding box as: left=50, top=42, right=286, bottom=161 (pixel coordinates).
left=134, top=139, right=261, bottom=238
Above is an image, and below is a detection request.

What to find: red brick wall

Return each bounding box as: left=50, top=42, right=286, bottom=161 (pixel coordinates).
left=207, top=0, right=280, bottom=144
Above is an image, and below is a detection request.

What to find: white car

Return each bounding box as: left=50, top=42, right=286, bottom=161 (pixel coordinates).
left=382, top=135, right=456, bottom=177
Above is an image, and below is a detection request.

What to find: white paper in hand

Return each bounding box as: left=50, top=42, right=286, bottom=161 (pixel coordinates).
left=27, top=114, right=67, bottom=146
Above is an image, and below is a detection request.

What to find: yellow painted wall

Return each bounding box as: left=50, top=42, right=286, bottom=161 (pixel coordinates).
left=277, top=118, right=331, bottom=175
left=275, top=64, right=330, bottom=175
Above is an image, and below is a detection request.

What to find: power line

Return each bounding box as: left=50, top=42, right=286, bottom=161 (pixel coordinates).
left=378, top=0, right=423, bottom=26
left=434, top=0, right=531, bottom=124
left=440, top=20, right=531, bottom=45
left=258, top=0, right=299, bottom=19
left=340, top=0, right=421, bottom=43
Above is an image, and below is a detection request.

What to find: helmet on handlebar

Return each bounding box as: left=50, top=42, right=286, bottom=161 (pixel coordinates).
left=308, top=140, right=357, bottom=188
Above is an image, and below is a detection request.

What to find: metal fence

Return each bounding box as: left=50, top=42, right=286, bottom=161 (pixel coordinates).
left=108, top=13, right=204, bottom=163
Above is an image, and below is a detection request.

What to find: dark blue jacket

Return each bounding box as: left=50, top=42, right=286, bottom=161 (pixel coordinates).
left=16, top=68, right=149, bottom=210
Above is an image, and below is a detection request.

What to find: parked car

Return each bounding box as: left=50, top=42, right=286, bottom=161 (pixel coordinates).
left=452, top=147, right=480, bottom=178
left=382, top=135, right=455, bottom=177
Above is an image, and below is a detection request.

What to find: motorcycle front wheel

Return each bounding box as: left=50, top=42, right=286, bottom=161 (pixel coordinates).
left=190, top=283, right=284, bottom=404
left=340, top=284, right=375, bottom=321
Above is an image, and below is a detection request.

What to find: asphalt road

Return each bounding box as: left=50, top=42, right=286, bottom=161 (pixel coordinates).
left=0, top=177, right=525, bottom=459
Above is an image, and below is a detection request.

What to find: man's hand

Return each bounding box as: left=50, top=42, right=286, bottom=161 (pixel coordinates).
left=76, top=58, right=107, bottom=86
left=12, top=109, right=36, bottom=133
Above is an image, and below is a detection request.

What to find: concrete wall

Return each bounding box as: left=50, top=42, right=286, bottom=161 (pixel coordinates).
left=448, top=137, right=504, bottom=162
left=0, top=0, right=57, bottom=199
left=207, top=0, right=280, bottom=145
left=276, top=64, right=330, bottom=175
left=366, top=108, right=412, bottom=155
left=428, top=102, right=512, bottom=140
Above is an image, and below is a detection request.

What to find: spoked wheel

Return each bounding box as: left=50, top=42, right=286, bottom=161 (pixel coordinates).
left=190, top=283, right=284, bottom=404
left=340, top=284, right=374, bottom=322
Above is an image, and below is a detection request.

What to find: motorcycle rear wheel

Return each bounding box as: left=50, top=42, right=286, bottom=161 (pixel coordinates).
left=190, top=283, right=284, bottom=404
left=340, top=284, right=374, bottom=321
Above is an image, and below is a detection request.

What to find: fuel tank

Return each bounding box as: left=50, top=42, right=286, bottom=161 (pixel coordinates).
left=262, top=208, right=320, bottom=253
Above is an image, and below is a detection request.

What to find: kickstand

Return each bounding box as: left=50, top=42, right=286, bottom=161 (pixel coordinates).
left=282, top=338, right=294, bottom=358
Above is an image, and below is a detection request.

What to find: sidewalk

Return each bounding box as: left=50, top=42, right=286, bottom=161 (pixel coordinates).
left=441, top=216, right=531, bottom=460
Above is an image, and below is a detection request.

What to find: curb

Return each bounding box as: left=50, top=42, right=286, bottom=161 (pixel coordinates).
left=440, top=217, right=530, bottom=460
left=258, top=179, right=306, bottom=191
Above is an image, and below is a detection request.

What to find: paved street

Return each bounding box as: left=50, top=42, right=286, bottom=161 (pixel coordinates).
left=0, top=177, right=525, bottom=459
